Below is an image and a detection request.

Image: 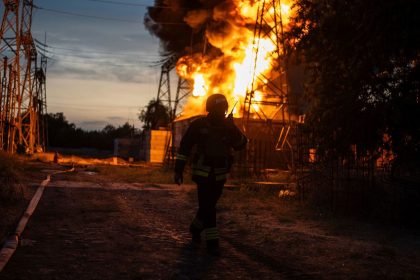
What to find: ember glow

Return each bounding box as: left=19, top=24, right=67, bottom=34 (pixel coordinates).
left=176, top=0, right=294, bottom=119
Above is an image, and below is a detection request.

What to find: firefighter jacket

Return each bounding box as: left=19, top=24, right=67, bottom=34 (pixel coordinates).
left=175, top=116, right=247, bottom=181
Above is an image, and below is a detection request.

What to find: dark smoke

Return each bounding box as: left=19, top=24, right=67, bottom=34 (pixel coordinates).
left=144, top=0, right=225, bottom=59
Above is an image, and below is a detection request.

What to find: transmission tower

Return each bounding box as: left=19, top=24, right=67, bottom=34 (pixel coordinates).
left=156, top=56, right=192, bottom=120
left=173, top=76, right=192, bottom=118
left=0, top=0, right=47, bottom=153
left=35, top=51, right=47, bottom=151
left=0, top=0, right=21, bottom=152
left=155, top=55, right=193, bottom=164
left=156, top=56, right=176, bottom=120
left=243, top=0, right=295, bottom=169
left=19, top=0, right=38, bottom=153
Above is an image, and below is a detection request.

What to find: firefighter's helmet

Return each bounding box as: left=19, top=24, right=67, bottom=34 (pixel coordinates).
left=206, top=94, right=228, bottom=113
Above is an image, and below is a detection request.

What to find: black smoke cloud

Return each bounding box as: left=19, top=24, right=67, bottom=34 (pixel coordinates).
left=144, top=0, right=225, bottom=58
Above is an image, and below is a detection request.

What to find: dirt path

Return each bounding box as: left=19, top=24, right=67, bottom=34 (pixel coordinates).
left=1, top=182, right=309, bottom=280
left=2, top=170, right=420, bottom=279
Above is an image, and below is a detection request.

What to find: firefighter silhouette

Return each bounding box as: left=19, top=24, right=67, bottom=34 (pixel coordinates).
left=174, top=94, right=247, bottom=256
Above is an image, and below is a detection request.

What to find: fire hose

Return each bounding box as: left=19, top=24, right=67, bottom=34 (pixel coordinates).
left=0, top=166, right=75, bottom=272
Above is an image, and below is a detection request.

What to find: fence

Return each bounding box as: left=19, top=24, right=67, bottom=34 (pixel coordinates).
left=294, top=126, right=419, bottom=224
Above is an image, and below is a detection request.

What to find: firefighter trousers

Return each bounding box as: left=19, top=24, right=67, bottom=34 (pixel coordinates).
left=190, top=177, right=225, bottom=242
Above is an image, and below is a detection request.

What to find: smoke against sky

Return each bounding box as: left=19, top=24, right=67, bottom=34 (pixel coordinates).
left=145, top=0, right=223, bottom=56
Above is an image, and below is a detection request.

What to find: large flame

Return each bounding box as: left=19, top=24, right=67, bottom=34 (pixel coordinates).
left=192, top=73, right=207, bottom=97
left=176, top=0, right=295, bottom=119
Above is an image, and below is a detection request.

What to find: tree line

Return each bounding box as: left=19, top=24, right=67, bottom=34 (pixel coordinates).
left=47, top=113, right=139, bottom=151
left=47, top=99, right=170, bottom=150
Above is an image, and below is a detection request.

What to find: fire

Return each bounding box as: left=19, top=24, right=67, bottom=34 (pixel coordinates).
left=232, top=38, right=276, bottom=98
left=193, top=73, right=207, bottom=97
left=253, top=90, right=263, bottom=112
left=281, top=4, right=291, bottom=21
left=176, top=0, right=295, bottom=119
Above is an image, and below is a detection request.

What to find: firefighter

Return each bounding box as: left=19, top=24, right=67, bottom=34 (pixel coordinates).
left=174, top=94, right=247, bottom=256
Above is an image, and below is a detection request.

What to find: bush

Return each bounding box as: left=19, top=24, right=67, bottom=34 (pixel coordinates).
left=0, top=152, right=24, bottom=202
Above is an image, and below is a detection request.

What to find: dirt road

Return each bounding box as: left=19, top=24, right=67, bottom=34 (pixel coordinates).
left=2, top=168, right=420, bottom=279
left=1, top=181, right=312, bottom=280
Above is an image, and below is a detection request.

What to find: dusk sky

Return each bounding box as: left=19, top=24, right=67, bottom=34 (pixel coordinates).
left=26, top=0, right=162, bottom=130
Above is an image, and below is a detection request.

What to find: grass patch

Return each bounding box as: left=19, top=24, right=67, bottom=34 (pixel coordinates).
left=0, top=152, right=30, bottom=246
left=92, top=164, right=194, bottom=184
left=0, top=152, right=24, bottom=202
left=98, top=165, right=171, bottom=183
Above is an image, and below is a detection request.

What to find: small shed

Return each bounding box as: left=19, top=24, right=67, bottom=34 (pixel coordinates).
left=141, top=129, right=171, bottom=163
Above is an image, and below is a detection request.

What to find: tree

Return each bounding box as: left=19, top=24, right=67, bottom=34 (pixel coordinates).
left=287, top=0, right=420, bottom=165
left=47, top=113, right=140, bottom=150
left=139, top=99, right=170, bottom=129
left=46, top=113, right=77, bottom=148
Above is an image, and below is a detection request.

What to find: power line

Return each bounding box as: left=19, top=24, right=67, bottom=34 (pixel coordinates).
left=35, top=42, right=161, bottom=58
left=49, top=102, right=141, bottom=110
left=86, top=0, right=187, bottom=10
left=34, top=5, right=187, bottom=25
left=48, top=56, right=158, bottom=67
left=48, top=51, right=160, bottom=63
left=51, top=56, right=156, bottom=65
left=35, top=6, right=140, bottom=23
left=86, top=0, right=151, bottom=7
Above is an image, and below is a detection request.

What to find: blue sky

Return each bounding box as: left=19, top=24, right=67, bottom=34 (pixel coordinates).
left=15, top=0, right=162, bottom=130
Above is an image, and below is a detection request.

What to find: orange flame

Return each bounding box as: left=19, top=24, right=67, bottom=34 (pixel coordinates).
left=176, top=0, right=294, bottom=119
left=192, top=73, right=207, bottom=97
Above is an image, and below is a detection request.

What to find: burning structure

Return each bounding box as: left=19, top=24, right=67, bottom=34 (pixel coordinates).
left=146, top=0, right=305, bottom=173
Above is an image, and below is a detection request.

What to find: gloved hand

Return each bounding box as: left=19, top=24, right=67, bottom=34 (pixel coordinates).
left=174, top=172, right=183, bottom=185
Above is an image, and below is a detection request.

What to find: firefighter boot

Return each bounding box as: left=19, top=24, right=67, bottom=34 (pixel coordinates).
left=189, top=218, right=203, bottom=244
left=205, top=228, right=220, bottom=256
left=206, top=239, right=220, bottom=256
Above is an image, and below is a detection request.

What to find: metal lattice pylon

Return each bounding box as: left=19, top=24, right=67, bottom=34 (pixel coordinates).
left=19, top=0, right=38, bottom=153
left=173, top=76, right=192, bottom=119
left=242, top=0, right=295, bottom=169
left=156, top=56, right=175, bottom=120
left=0, top=0, right=47, bottom=153
left=0, top=0, right=21, bottom=152
left=35, top=52, right=47, bottom=151
left=155, top=56, right=193, bottom=164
